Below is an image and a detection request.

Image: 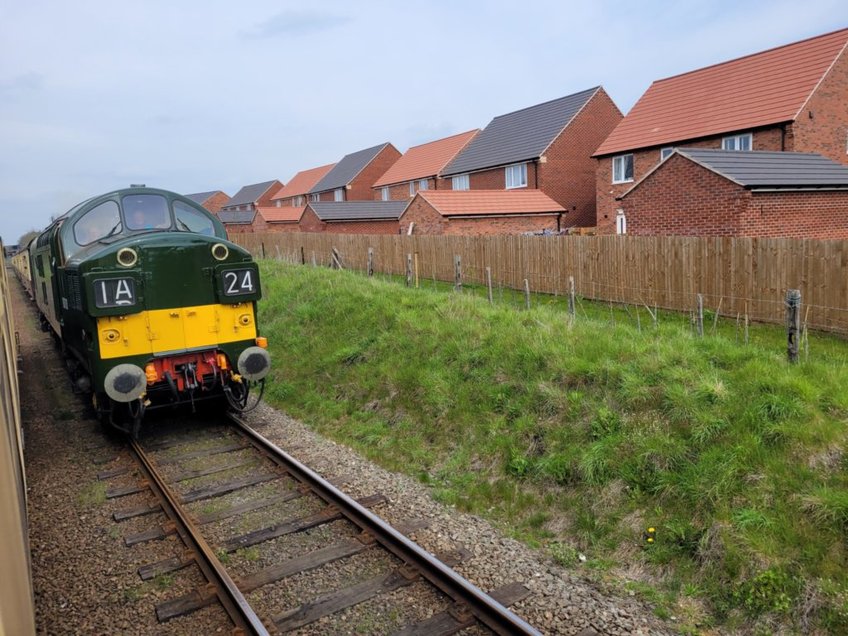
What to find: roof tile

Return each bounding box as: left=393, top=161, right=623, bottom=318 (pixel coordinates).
left=271, top=164, right=335, bottom=200
left=310, top=143, right=395, bottom=193
left=373, top=130, right=479, bottom=187
left=224, top=180, right=280, bottom=207
left=257, top=206, right=305, bottom=223
left=595, top=28, right=848, bottom=156
left=416, top=190, right=565, bottom=216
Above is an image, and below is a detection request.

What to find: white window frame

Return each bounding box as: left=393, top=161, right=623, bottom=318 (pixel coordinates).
left=276, top=200, right=281, bottom=207
left=505, top=163, right=528, bottom=189
left=381, top=186, right=390, bottom=201
left=722, top=133, right=752, bottom=151
left=309, top=193, right=319, bottom=202
left=418, top=179, right=428, bottom=191
left=409, top=181, right=415, bottom=196
left=334, top=188, right=344, bottom=202
left=615, top=209, right=627, bottom=235
left=294, top=195, right=303, bottom=206
left=612, top=154, right=634, bottom=184
left=660, top=147, right=675, bottom=161
left=452, top=174, right=470, bottom=191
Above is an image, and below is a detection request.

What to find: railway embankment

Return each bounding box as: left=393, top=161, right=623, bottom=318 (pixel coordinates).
left=257, top=260, right=848, bottom=635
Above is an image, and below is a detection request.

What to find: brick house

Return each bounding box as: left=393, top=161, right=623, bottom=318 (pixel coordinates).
left=218, top=210, right=256, bottom=236
left=400, top=190, right=565, bottom=235
left=594, top=28, right=848, bottom=228
left=299, top=201, right=408, bottom=234
left=371, top=130, right=479, bottom=201
left=269, top=163, right=335, bottom=208
left=439, top=87, right=622, bottom=228
left=308, top=143, right=401, bottom=203
left=184, top=190, right=230, bottom=216
left=220, top=180, right=283, bottom=215
left=616, top=149, right=848, bottom=239
left=253, top=207, right=305, bottom=233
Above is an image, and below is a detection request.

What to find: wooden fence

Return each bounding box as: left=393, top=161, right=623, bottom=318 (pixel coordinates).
left=232, top=232, right=848, bottom=335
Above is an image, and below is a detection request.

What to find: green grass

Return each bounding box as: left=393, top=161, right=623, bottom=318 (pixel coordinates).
left=257, top=260, right=848, bottom=634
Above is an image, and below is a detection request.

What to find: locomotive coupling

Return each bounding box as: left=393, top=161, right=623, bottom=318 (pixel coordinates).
left=104, top=364, right=147, bottom=402
left=236, top=346, right=271, bottom=381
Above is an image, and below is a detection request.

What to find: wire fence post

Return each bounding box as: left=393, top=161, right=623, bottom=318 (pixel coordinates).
left=405, top=253, right=413, bottom=287
left=568, top=276, right=575, bottom=317
left=486, top=266, right=493, bottom=304
left=454, top=255, right=462, bottom=292
left=367, top=248, right=374, bottom=277
left=524, top=279, right=531, bottom=310
left=786, top=289, right=801, bottom=363
left=414, top=252, right=419, bottom=288
left=696, top=293, right=704, bottom=337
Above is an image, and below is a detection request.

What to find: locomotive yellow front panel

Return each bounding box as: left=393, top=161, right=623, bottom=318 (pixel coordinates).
left=97, top=303, right=257, bottom=358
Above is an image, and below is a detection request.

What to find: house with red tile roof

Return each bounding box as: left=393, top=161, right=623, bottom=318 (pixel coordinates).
left=308, top=143, right=401, bottom=202
left=371, top=130, right=479, bottom=201
left=400, top=190, right=565, bottom=235
left=593, top=28, right=848, bottom=229
left=439, top=87, right=622, bottom=228
left=616, top=149, right=848, bottom=239
left=270, top=164, right=335, bottom=208
left=184, top=190, right=230, bottom=216
left=253, top=206, right=306, bottom=233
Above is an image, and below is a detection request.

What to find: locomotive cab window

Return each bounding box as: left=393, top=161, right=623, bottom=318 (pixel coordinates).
left=173, top=201, right=215, bottom=235
left=123, top=194, right=171, bottom=231
left=73, top=200, right=121, bottom=246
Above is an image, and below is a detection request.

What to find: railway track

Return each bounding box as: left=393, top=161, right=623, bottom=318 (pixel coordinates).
left=101, top=412, right=541, bottom=635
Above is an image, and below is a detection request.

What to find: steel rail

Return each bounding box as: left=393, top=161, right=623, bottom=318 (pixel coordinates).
left=228, top=414, right=542, bottom=636
left=129, top=438, right=270, bottom=636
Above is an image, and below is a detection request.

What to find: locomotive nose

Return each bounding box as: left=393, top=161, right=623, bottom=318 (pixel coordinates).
left=237, top=346, right=271, bottom=381
left=104, top=364, right=147, bottom=402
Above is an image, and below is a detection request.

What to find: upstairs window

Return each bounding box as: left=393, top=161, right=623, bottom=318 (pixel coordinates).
left=722, top=133, right=752, bottom=151
left=409, top=181, right=416, bottom=196
left=309, top=193, right=319, bottom=202
left=612, top=154, right=634, bottom=183
left=452, top=174, right=470, bottom=191
left=275, top=200, right=281, bottom=207
left=294, top=195, right=304, bottom=206
left=660, top=147, right=675, bottom=161
left=418, top=179, right=428, bottom=191
left=505, top=163, right=527, bottom=189
left=334, top=188, right=344, bottom=202
left=381, top=186, right=390, bottom=201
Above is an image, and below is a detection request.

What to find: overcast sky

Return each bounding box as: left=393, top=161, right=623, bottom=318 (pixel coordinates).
left=1, top=1, right=845, bottom=243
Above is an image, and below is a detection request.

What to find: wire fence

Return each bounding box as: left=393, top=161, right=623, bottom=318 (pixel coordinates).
left=233, top=232, right=848, bottom=337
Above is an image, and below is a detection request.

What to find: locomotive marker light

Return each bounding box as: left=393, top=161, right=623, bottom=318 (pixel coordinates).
left=116, top=247, right=138, bottom=268
left=237, top=346, right=270, bottom=381
left=104, top=363, right=147, bottom=402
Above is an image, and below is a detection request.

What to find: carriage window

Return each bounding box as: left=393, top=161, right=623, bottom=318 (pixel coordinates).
left=73, top=200, right=121, bottom=245
left=123, top=194, right=171, bottom=230
left=174, top=201, right=215, bottom=235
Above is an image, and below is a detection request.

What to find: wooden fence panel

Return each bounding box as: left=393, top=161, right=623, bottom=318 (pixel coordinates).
left=234, top=232, right=848, bottom=335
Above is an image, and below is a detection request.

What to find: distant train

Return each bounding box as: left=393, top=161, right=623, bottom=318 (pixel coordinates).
left=12, top=186, right=271, bottom=436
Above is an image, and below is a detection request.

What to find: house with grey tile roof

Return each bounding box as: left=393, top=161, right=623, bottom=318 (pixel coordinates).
left=218, top=209, right=257, bottom=236
left=184, top=190, right=230, bottom=215
left=616, top=150, right=848, bottom=238
left=220, top=180, right=283, bottom=214
left=299, top=200, right=408, bottom=234
left=308, top=143, right=401, bottom=203
left=439, top=86, right=623, bottom=228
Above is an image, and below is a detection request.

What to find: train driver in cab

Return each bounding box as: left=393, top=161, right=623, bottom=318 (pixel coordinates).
left=125, top=196, right=171, bottom=231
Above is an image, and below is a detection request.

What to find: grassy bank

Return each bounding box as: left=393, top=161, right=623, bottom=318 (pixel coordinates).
left=257, top=260, right=848, bottom=633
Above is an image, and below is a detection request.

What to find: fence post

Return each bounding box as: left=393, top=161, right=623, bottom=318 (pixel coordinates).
left=300, top=246, right=305, bottom=265
left=486, top=267, right=493, bottom=304
left=331, top=247, right=344, bottom=270
left=568, top=276, right=575, bottom=317
left=524, top=279, right=531, bottom=310
left=696, top=294, right=704, bottom=337
left=414, top=252, right=419, bottom=288
left=405, top=253, right=413, bottom=287
left=367, top=248, right=374, bottom=277
left=454, top=255, right=462, bottom=292
left=261, top=242, right=266, bottom=259
left=786, top=289, right=801, bottom=363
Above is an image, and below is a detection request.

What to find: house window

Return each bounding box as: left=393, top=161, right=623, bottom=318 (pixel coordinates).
left=381, top=186, right=390, bottom=201
left=276, top=200, right=281, bottom=207
left=309, top=193, right=319, bottom=202
left=722, top=133, right=752, bottom=151
left=612, top=154, right=634, bottom=183
left=452, top=174, right=469, bottom=190
left=334, top=188, right=344, bottom=202
left=409, top=181, right=416, bottom=196
left=294, top=195, right=303, bottom=206
left=615, top=209, right=627, bottom=235
left=505, top=163, right=527, bottom=189
left=660, top=147, right=674, bottom=161
left=418, top=179, right=428, bottom=191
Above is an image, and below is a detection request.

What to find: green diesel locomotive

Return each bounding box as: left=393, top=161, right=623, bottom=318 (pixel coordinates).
left=18, top=186, right=270, bottom=436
